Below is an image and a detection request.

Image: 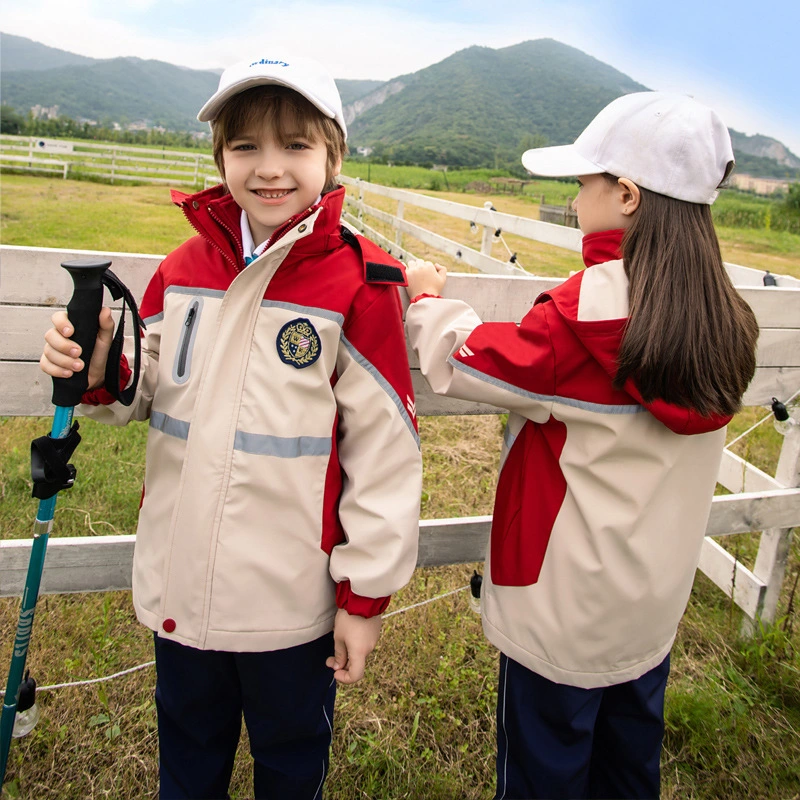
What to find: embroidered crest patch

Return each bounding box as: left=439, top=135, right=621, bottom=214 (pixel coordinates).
left=277, top=318, right=321, bottom=368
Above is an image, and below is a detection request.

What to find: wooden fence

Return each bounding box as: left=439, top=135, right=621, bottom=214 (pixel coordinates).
left=0, top=135, right=218, bottom=188
left=2, top=181, right=800, bottom=629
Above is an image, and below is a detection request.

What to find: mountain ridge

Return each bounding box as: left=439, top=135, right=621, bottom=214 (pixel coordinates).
left=2, top=32, right=797, bottom=177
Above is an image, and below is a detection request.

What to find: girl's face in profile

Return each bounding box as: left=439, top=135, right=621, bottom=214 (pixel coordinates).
left=572, top=174, right=632, bottom=235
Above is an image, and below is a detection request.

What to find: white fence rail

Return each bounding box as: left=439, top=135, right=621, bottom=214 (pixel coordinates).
left=1, top=184, right=799, bottom=627
left=0, top=135, right=218, bottom=188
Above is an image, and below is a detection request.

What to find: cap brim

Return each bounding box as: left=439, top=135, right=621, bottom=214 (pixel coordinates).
left=197, top=77, right=336, bottom=123
left=521, top=144, right=604, bottom=178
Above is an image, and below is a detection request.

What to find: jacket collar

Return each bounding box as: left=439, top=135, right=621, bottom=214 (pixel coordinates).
left=171, top=184, right=347, bottom=270
left=581, top=228, right=625, bottom=267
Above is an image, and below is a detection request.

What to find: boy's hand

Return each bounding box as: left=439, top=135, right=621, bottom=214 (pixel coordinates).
left=41, top=307, right=115, bottom=390
left=405, top=259, right=447, bottom=300
left=326, top=608, right=382, bottom=685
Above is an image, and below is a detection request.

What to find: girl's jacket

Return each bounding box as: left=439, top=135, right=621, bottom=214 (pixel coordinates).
left=405, top=230, right=730, bottom=689
left=82, top=185, right=422, bottom=653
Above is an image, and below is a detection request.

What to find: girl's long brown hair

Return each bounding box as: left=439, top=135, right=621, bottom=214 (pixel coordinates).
left=612, top=181, right=759, bottom=417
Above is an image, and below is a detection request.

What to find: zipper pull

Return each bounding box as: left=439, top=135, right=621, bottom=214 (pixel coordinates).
left=185, top=307, right=196, bottom=327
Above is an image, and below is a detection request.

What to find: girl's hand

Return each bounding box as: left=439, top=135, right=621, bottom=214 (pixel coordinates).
left=405, top=259, right=447, bottom=300
left=40, top=307, right=115, bottom=390
left=326, top=608, right=382, bottom=685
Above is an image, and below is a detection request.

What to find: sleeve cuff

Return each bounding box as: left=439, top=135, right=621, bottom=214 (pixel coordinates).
left=410, top=293, right=442, bottom=304
left=81, top=355, right=132, bottom=406
left=335, top=579, right=391, bottom=618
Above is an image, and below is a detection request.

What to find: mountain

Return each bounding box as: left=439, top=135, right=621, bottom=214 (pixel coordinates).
left=337, top=80, right=384, bottom=108
left=729, top=129, right=800, bottom=171
left=345, top=40, right=649, bottom=167
left=0, top=33, right=389, bottom=131
left=2, top=33, right=798, bottom=177
left=0, top=32, right=95, bottom=71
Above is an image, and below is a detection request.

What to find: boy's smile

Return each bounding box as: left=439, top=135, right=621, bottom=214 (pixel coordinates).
left=222, top=126, right=338, bottom=246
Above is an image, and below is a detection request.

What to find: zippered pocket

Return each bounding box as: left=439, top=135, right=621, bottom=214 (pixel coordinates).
left=173, top=298, right=202, bottom=384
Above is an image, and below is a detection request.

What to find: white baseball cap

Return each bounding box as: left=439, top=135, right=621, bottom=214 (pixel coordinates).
left=198, top=55, right=347, bottom=139
left=521, top=92, right=734, bottom=204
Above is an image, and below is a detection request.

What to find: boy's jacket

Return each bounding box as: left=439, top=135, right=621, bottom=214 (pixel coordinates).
left=83, top=185, right=422, bottom=652
left=406, top=229, right=729, bottom=688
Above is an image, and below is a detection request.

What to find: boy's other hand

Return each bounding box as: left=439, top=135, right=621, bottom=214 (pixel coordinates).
left=41, top=307, right=115, bottom=390
left=326, top=608, right=382, bottom=685
left=405, top=259, right=447, bottom=300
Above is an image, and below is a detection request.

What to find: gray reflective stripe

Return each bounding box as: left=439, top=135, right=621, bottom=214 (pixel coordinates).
left=340, top=335, right=421, bottom=448
left=234, top=431, right=331, bottom=458
left=449, top=357, right=646, bottom=415
left=260, top=299, right=344, bottom=327
left=165, top=286, right=227, bottom=300
left=150, top=410, right=190, bottom=439
left=150, top=411, right=331, bottom=458
left=146, top=287, right=226, bottom=326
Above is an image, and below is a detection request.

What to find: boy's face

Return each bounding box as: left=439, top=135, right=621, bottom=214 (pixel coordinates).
left=222, top=122, right=339, bottom=245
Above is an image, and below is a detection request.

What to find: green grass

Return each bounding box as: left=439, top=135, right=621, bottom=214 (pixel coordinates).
left=1, top=173, right=799, bottom=799
left=0, top=175, right=191, bottom=254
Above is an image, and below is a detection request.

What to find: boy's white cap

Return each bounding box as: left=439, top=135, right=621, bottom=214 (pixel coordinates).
left=521, top=92, right=733, bottom=204
left=198, top=55, right=347, bottom=139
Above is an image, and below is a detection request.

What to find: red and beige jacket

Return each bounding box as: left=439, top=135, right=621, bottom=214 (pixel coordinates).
left=405, top=229, right=729, bottom=688
left=82, top=185, right=422, bottom=652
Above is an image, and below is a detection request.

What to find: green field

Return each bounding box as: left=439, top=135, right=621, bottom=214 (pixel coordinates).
left=1, top=174, right=799, bottom=799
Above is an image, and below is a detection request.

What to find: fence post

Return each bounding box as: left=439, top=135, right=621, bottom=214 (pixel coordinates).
left=395, top=200, right=405, bottom=250
left=480, top=224, right=494, bottom=256
left=111, top=147, right=116, bottom=184
left=743, top=422, right=800, bottom=632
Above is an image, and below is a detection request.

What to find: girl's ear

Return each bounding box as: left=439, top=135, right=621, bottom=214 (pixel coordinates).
left=618, top=178, right=641, bottom=217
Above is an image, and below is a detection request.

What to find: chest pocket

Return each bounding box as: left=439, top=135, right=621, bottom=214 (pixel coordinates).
left=173, top=298, right=203, bottom=384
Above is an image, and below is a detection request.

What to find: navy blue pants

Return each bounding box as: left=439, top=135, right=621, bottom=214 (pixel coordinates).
left=495, top=652, right=670, bottom=800
left=153, top=632, right=336, bottom=800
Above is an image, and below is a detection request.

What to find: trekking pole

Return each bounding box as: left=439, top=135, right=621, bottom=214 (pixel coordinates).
left=0, top=258, right=111, bottom=787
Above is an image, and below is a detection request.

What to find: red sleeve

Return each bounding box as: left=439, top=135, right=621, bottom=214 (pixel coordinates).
left=335, top=580, right=391, bottom=618
left=453, top=301, right=557, bottom=397
left=80, top=355, right=132, bottom=406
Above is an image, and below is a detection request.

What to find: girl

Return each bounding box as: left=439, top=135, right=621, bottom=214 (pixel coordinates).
left=404, top=92, right=759, bottom=799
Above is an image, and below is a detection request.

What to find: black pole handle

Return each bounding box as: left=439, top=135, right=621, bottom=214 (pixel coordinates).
left=51, top=259, right=112, bottom=407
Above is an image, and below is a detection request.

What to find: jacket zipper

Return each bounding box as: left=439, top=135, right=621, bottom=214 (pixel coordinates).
left=180, top=203, right=239, bottom=271
left=176, top=303, right=198, bottom=379
left=181, top=198, right=318, bottom=272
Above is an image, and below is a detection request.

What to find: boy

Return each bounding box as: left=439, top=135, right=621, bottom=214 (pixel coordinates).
left=41, top=55, right=422, bottom=799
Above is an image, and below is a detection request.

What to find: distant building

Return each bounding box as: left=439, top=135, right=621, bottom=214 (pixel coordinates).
left=730, top=173, right=790, bottom=196
left=357, top=146, right=373, bottom=157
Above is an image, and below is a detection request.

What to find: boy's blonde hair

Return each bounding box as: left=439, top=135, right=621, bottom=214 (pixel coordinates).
left=211, top=85, right=347, bottom=193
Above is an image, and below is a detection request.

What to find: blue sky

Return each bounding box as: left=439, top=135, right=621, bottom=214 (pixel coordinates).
left=2, top=0, right=799, bottom=156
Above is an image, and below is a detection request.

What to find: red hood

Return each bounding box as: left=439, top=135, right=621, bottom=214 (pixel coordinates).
left=170, top=183, right=348, bottom=271
left=539, top=229, right=731, bottom=435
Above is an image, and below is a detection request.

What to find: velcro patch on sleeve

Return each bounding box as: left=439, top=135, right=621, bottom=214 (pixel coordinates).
left=365, top=261, right=406, bottom=285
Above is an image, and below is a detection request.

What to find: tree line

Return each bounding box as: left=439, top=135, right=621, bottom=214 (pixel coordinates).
left=0, top=105, right=210, bottom=151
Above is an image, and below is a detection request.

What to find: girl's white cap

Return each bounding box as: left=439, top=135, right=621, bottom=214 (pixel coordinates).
left=521, top=92, right=734, bottom=204
left=198, top=55, right=347, bottom=139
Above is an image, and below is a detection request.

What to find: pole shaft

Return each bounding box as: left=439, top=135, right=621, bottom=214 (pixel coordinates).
left=0, top=407, right=73, bottom=784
